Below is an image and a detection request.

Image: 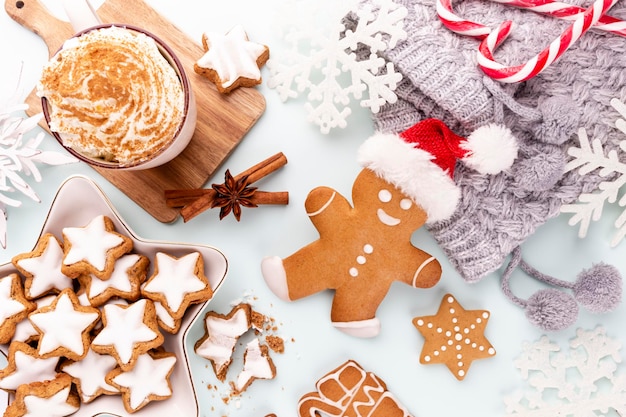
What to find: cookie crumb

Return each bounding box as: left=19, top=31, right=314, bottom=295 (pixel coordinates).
left=266, top=335, right=284, bottom=354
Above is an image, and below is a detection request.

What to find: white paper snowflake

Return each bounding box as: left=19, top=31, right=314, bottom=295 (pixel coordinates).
left=266, top=0, right=407, bottom=134
left=0, top=102, right=77, bottom=248
left=561, top=98, right=626, bottom=247
left=503, top=327, right=626, bottom=417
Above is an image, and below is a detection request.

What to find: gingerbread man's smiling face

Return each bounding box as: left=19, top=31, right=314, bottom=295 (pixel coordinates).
left=354, top=169, right=428, bottom=230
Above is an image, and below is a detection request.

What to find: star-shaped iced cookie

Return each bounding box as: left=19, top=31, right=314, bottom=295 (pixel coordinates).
left=91, top=299, right=163, bottom=371
left=412, top=293, right=496, bottom=380
left=0, top=274, right=35, bottom=344
left=12, top=233, right=73, bottom=299
left=106, top=350, right=177, bottom=413
left=5, top=374, right=79, bottom=417
left=62, top=214, right=133, bottom=280
left=29, top=288, right=100, bottom=361
left=141, top=252, right=213, bottom=320
left=61, top=347, right=119, bottom=403
left=0, top=342, right=59, bottom=391
left=194, top=25, right=269, bottom=93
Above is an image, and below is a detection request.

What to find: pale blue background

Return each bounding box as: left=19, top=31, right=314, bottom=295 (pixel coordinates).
left=1, top=1, right=624, bottom=416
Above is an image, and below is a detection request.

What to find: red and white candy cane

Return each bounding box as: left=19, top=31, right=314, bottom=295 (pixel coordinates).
left=437, top=0, right=626, bottom=39
left=478, top=0, right=619, bottom=82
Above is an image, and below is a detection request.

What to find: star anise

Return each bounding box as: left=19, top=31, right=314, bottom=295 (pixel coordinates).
left=211, top=169, right=258, bottom=221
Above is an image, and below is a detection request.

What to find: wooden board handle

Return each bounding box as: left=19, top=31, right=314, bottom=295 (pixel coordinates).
left=5, top=0, right=74, bottom=56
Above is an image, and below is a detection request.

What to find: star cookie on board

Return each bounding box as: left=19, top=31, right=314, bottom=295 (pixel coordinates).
left=412, top=293, right=495, bottom=380
left=194, top=25, right=269, bottom=93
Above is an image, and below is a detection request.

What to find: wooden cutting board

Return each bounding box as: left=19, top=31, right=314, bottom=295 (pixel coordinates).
left=5, top=0, right=266, bottom=223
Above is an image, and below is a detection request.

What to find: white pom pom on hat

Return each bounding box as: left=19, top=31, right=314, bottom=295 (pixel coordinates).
left=357, top=118, right=518, bottom=223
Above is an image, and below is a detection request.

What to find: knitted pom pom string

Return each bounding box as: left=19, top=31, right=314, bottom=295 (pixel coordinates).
left=501, top=246, right=622, bottom=331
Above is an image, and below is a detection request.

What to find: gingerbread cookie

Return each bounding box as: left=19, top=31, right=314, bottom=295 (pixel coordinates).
left=0, top=342, right=59, bottom=392
left=60, top=347, right=119, bottom=403
left=91, top=298, right=164, bottom=371
left=194, top=25, right=269, bottom=93
left=194, top=303, right=252, bottom=381
left=0, top=274, right=35, bottom=344
left=77, top=253, right=149, bottom=306
left=106, top=350, right=177, bottom=413
left=29, top=288, right=100, bottom=361
left=3, top=373, right=79, bottom=417
left=262, top=168, right=442, bottom=337
left=232, top=338, right=276, bottom=394
left=61, top=214, right=133, bottom=280
left=298, top=360, right=412, bottom=417
left=141, top=251, right=213, bottom=320
left=11, top=233, right=73, bottom=300
left=412, top=293, right=496, bottom=381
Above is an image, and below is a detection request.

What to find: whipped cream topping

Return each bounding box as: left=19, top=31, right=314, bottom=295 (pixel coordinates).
left=37, top=26, right=185, bottom=165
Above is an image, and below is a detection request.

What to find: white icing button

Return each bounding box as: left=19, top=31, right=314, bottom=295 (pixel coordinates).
left=416, top=319, right=424, bottom=326
left=400, top=198, right=412, bottom=210
left=349, top=268, right=358, bottom=277
left=424, top=355, right=431, bottom=362
left=378, top=189, right=392, bottom=203
left=447, top=296, right=454, bottom=303
left=488, top=347, right=496, bottom=355
left=363, top=244, right=373, bottom=254
left=356, top=256, right=366, bottom=265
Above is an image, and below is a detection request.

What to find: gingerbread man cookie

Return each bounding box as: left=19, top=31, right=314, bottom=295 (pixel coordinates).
left=262, top=168, right=442, bottom=337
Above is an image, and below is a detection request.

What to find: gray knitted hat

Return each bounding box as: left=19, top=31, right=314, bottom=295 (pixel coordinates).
left=346, top=0, right=625, bottom=330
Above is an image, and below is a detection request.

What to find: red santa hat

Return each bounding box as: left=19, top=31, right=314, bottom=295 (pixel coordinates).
left=357, top=118, right=518, bottom=223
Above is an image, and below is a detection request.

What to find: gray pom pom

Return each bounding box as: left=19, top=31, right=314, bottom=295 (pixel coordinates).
left=513, top=150, right=565, bottom=192
left=534, top=97, right=580, bottom=145
left=574, top=263, right=623, bottom=313
left=525, top=289, right=578, bottom=331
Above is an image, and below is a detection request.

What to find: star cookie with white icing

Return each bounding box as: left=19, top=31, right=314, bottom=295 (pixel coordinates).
left=60, top=347, right=119, bottom=403
left=106, top=350, right=177, bottom=413
left=91, top=298, right=164, bottom=371
left=412, top=293, right=496, bottom=381
left=0, top=342, right=59, bottom=392
left=194, top=25, right=269, bottom=93
left=61, top=214, right=133, bottom=280
left=3, top=373, right=79, bottom=417
left=0, top=274, right=35, bottom=344
left=233, top=338, right=276, bottom=394
left=12, top=233, right=73, bottom=300
left=29, top=288, right=100, bottom=361
left=141, top=252, right=213, bottom=320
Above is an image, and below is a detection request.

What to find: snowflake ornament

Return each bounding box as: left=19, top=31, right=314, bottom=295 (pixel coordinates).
left=561, top=98, right=626, bottom=247
left=504, top=327, right=626, bottom=417
left=267, top=0, right=407, bottom=134
left=0, top=102, right=77, bottom=248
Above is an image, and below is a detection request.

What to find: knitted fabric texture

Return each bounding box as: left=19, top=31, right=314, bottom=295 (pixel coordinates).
left=348, top=0, right=626, bottom=283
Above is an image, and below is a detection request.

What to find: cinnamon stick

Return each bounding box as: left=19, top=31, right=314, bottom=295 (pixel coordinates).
left=164, top=189, right=212, bottom=208
left=177, top=152, right=288, bottom=222
left=250, top=191, right=289, bottom=205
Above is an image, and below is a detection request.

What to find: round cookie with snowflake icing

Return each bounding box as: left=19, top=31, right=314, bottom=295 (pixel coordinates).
left=412, top=293, right=496, bottom=381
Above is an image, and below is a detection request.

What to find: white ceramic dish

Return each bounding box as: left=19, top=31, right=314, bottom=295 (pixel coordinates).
left=0, top=175, right=228, bottom=416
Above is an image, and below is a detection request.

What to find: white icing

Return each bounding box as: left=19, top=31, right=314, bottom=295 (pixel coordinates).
left=16, top=235, right=73, bottom=298
left=144, top=252, right=206, bottom=315
left=333, top=318, right=381, bottom=338
left=111, top=353, right=176, bottom=411
left=12, top=295, right=55, bottom=343
left=0, top=350, right=58, bottom=390
left=411, top=256, right=437, bottom=287
left=196, top=25, right=267, bottom=88
left=88, top=254, right=140, bottom=299
left=62, top=348, right=119, bottom=402
left=22, top=386, right=79, bottom=417
left=29, top=291, right=99, bottom=357
left=0, top=274, right=28, bottom=327
left=91, top=299, right=158, bottom=365
left=154, top=301, right=177, bottom=331
left=400, top=198, right=413, bottom=210
left=307, top=192, right=336, bottom=217
left=63, top=215, right=125, bottom=271
left=195, top=307, right=250, bottom=371
left=376, top=208, right=401, bottom=226
left=38, top=26, right=184, bottom=165
left=235, top=338, right=273, bottom=392
left=378, top=189, right=392, bottom=203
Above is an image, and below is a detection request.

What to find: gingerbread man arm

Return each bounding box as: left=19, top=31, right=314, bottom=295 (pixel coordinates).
left=304, top=186, right=352, bottom=238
